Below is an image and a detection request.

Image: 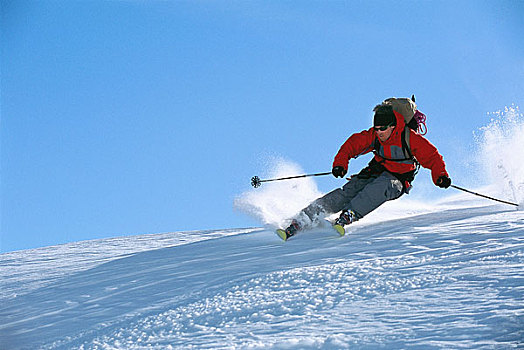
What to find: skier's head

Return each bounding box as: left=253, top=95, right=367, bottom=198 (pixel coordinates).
left=373, top=104, right=396, bottom=128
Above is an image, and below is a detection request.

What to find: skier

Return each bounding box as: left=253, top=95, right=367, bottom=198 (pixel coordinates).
left=277, top=100, right=451, bottom=240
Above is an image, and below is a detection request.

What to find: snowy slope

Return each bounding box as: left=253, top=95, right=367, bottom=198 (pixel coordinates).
left=2, top=107, right=523, bottom=349
left=1, top=201, right=523, bottom=349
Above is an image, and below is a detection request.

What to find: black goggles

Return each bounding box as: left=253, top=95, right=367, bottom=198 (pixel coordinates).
left=374, top=124, right=393, bottom=131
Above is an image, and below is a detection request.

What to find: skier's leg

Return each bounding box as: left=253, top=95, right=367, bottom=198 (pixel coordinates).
left=297, top=175, right=375, bottom=227
left=343, top=172, right=404, bottom=218
left=281, top=171, right=404, bottom=238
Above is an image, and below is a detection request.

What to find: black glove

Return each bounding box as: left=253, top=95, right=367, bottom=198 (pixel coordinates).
left=436, top=175, right=451, bottom=188
left=332, top=166, right=347, bottom=178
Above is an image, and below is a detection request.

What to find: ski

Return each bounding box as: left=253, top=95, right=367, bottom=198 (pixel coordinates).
left=332, top=224, right=346, bottom=237
left=276, top=229, right=290, bottom=241
left=276, top=223, right=345, bottom=241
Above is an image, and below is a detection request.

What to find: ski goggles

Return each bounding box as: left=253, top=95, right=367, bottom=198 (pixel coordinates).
left=374, top=123, right=394, bottom=131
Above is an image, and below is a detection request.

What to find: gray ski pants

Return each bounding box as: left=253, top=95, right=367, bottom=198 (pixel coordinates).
left=298, top=171, right=405, bottom=226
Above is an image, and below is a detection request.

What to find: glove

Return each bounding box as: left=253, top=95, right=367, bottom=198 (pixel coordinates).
left=332, top=166, right=347, bottom=178
left=436, top=175, right=451, bottom=188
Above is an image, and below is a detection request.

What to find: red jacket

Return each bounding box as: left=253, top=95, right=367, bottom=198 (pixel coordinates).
left=333, top=111, right=448, bottom=185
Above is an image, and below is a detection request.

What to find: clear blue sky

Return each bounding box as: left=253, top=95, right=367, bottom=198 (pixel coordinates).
left=2, top=1, right=523, bottom=252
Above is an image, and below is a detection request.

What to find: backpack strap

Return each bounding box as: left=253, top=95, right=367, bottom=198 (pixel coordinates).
left=401, top=127, right=413, bottom=160
left=401, top=127, right=421, bottom=179
left=373, top=127, right=416, bottom=163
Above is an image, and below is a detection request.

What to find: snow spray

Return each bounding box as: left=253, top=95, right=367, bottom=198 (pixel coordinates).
left=475, top=105, right=524, bottom=209
left=234, top=158, right=322, bottom=227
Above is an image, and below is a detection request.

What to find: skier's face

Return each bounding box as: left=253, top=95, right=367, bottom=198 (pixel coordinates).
left=375, top=125, right=395, bottom=142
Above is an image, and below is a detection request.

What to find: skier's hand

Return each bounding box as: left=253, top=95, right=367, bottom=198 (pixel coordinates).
left=332, top=166, right=347, bottom=178
left=436, top=175, right=451, bottom=188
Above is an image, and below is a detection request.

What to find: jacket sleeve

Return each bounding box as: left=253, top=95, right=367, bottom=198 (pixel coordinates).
left=410, top=132, right=449, bottom=184
left=333, top=129, right=375, bottom=170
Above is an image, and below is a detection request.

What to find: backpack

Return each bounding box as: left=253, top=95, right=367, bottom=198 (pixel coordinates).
left=383, top=95, right=427, bottom=135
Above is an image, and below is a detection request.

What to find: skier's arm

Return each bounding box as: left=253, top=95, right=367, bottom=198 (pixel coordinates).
left=411, top=133, right=449, bottom=184
left=333, top=129, right=375, bottom=171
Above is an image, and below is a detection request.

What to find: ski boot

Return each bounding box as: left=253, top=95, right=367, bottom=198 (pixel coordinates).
left=276, top=220, right=301, bottom=241
left=332, top=210, right=357, bottom=236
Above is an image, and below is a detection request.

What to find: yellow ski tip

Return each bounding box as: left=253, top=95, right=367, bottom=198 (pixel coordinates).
left=333, top=224, right=345, bottom=237
left=276, top=229, right=288, bottom=241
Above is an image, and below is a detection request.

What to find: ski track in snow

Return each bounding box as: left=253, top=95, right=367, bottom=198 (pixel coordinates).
left=1, top=206, right=523, bottom=349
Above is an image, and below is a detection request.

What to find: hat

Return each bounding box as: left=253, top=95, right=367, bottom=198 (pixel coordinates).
left=373, top=104, right=396, bottom=127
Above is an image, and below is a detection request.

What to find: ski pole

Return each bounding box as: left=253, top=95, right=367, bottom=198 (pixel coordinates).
left=450, top=184, right=519, bottom=207
left=251, top=172, right=331, bottom=188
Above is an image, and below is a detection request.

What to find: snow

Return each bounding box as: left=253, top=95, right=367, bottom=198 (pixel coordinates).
left=1, top=202, right=523, bottom=349
left=1, top=107, right=523, bottom=349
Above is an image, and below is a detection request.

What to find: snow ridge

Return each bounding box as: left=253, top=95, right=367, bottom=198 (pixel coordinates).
left=1, top=206, right=523, bottom=349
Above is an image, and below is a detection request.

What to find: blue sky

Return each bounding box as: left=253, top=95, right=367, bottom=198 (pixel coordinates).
left=2, top=1, right=523, bottom=252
